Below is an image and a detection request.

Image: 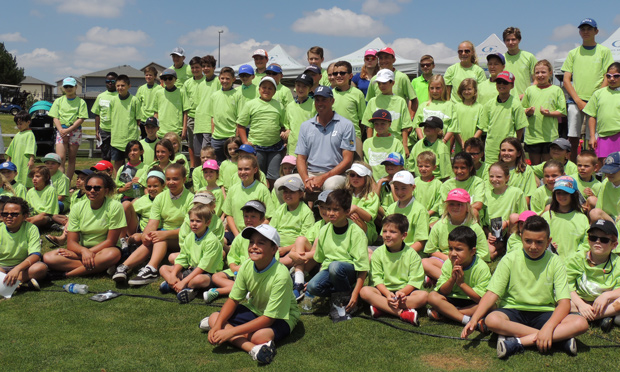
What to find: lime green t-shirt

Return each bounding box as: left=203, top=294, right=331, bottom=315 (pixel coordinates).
left=522, top=85, right=567, bottom=145
left=115, top=162, right=146, bottom=199
left=139, top=138, right=157, bottom=166
left=475, top=162, right=490, bottom=180
left=352, top=192, right=380, bottom=244
left=307, top=219, right=327, bottom=246
left=285, top=98, right=316, bottom=156
left=582, top=87, right=620, bottom=137
left=541, top=210, right=589, bottom=261
left=237, top=98, right=285, bottom=147
left=274, top=84, right=294, bottom=110
left=26, top=185, right=58, bottom=215
left=224, top=234, right=250, bottom=276
left=51, top=171, right=70, bottom=210
left=453, top=101, right=483, bottom=154
left=219, top=160, right=268, bottom=191
left=425, top=217, right=490, bottom=262
left=477, top=79, right=498, bottom=106
left=333, top=87, right=367, bottom=138
left=2, top=182, right=27, bottom=200
left=222, top=180, right=273, bottom=232
left=182, top=75, right=205, bottom=118
left=435, top=255, right=491, bottom=299
left=407, top=138, right=453, bottom=179
left=176, top=228, right=223, bottom=273
left=48, top=95, right=88, bottom=127
left=170, top=63, right=192, bottom=88
left=6, top=130, right=36, bottom=186
left=366, top=69, right=416, bottom=103
left=319, top=70, right=330, bottom=87
left=504, top=50, right=537, bottom=97
left=363, top=94, right=412, bottom=141
left=506, top=232, right=523, bottom=254
left=439, top=176, right=485, bottom=215
left=566, top=250, right=620, bottom=302
left=230, top=258, right=300, bottom=331
left=411, top=76, right=430, bottom=105
left=132, top=194, right=158, bottom=231
left=207, top=88, right=239, bottom=140
left=479, top=95, right=528, bottom=164
left=412, top=100, right=458, bottom=135
left=194, top=77, right=223, bottom=134
left=314, top=220, right=370, bottom=272
left=0, top=221, right=40, bottom=267
left=413, top=176, right=442, bottom=224
left=508, top=166, right=538, bottom=197
left=530, top=185, right=553, bottom=215
left=595, top=178, right=620, bottom=220
left=150, top=188, right=194, bottom=231
left=235, top=83, right=259, bottom=113
left=483, top=186, right=527, bottom=227
left=179, top=212, right=225, bottom=245
left=136, top=83, right=163, bottom=121
left=487, top=249, right=571, bottom=312
left=370, top=243, right=424, bottom=291
left=561, top=44, right=614, bottom=101
left=444, top=63, right=486, bottom=102
left=362, top=135, right=405, bottom=181
left=385, top=198, right=429, bottom=247
left=532, top=160, right=578, bottom=179
left=91, top=90, right=118, bottom=132
left=109, top=94, right=141, bottom=151
left=67, top=197, right=126, bottom=248
left=152, top=87, right=189, bottom=137
left=571, top=174, right=601, bottom=197
left=269, top=201, right=315, bottom=247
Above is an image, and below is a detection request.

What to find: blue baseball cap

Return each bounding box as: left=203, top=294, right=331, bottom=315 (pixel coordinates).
left=369, top=109, right=392, bottom=122
left=266, top=64, right=282, bottom=74
left=578, top=18, right=597, bottom=28
left=601, top=152, right=620, bottom=174
left=239, top=64, right=254, bottom=75
left=62, top=77, right=77, bottom=87
left=486, top=53, right=505, bottom=65
left=304, top=65, right=321, bottom=75
left=238, top=144, right=257, bottom=155
left=75, top=169, right=94, bottom=177
left=0, top=161, right=17, bottom=172
left=314, top=86, right=333, bottom=98
left=381, top=152, right=404, bottom=166
left=554, top=176, right=578, bottom=194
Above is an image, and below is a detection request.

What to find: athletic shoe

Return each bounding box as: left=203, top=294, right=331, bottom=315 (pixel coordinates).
left=600, top=317, right=614, bottom=333
left=19, top=279, right=40, bottom=291
left=50, top=223, right=64, bottom=232
left=159, top=281, right=171, bottom=294
left=400, top=309, right=419, bottom=326
left=423, top=275, right=436, bottom=289
left=203, top=288, right=219, bottom=304
left=293, top=283, right=305, bottom=301
left=177, top=288, right=196, bottom=304
left=120, top=237, right=129, bottom=250
left=476, top=317, right=489, bottom=333
left=106, top=265, right=117, bottom=277
left=427, top=308, right=442, bottom=321
left=112, top=264, right=131, bottom=283
left=563, top=337, right=577, bottom=356
left=199, top=316, right=210, bottom=332
left=128, top=266, right=158, bottom=286
left=249, top=341, right=276, bottom=364
left=370, top=305, right=384, bottom=318
left=497, top=337, right=524, bottom=359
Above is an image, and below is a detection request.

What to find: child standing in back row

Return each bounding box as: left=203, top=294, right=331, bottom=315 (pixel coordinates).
left=5, top=111, right=36, bottom=187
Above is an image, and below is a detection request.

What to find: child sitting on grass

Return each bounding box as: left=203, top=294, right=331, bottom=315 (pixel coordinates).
left=26, top=166, right=59, bottom=229
left=360, top=213, right=427, bottom=325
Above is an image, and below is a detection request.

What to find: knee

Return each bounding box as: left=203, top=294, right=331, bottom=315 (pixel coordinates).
left=43, top=250, right=60, bottom=264
left=30, top=262, right=48, bottom=279
left=359, top=286, right=372, bottom=300
left=327, top=261, right=348, bottom=277
left=484, top=311, right=504, bottom=330
left=427, top=290, right=441, bottom=305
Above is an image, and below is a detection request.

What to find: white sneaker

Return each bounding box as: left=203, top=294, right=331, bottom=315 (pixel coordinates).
left=249, top=341, right=275, bottom=364
left=198, top=316, right=210, bottom=332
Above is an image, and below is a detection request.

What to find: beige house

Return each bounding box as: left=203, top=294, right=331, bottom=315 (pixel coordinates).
left=21, top=76, right=54, bottom=101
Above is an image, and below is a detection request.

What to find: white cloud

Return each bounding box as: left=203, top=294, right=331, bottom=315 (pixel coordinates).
left=43, top=0, right=126, bottom=18
left=0, top=32, right=27, bottom=43
left=73, top=42, right=142, bottom=70
left=292, top=7, right=389, bottom=37
left=361, top=0, right=411, bottom=15
left=79, top=27, right=149, bottom=46
left=535, top=43, right=579, bottom=62
left=177, top=26, right=236, bottom=47
left=16, top=48, right=61, bottom=68
left=550, top=24, right=577, bottom=41
left=389, top=38, right=454, bottom=61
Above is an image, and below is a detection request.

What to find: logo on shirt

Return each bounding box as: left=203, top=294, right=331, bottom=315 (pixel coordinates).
left=332, top=130, right=338, bottom=137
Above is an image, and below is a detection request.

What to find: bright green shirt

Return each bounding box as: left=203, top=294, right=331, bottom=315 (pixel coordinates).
left=366, top=69, right=416, bottom=103
left=284, top=98, right=316, bottom=156
left=224, top=234, right=250, bottom=276
left=386, top=198, right=429, bottom=247
left=477, top=79, right=498, bottom=106
left=176, top=229, right=223, bottom=273
left=532, top=160, right=578, bottom=179
left=194, top=77, right=222, bottom=134
left=2, top=182, right=27, bottom=200
left=483, top=186, right=527, bottom=227
left=352, top=192, right=380, bottom=244
left=132, top=194, right=157, bottom=231
left=26, top=185, right=58, bottom=215
left=182, top=75, right=205, bottom=118
left=363, top=135, right=405, bottom=181
left=6, top=130, right=36, bottom=186
left=207, top=88, right=239, bottom=140
left=51, top=171, right=70, bottom=210
left=522, top=85, right=566, bottom=145
left=506, top=233, right=523, bottom=254
left=508, top=166, right=538, bottom=197
left=411, top=75, right=430, bottom=105
left=571, top=174, right=601, bottom=197
left=219, top=160, right=268, bottom=192
left=363, top=94, right=412, bottom=141
left=179, top=213, right=225, bottom=245
left=487, top=249, right=571, bottom=312
left=595, top=178, right=620, bottom=220
left=307, top=219, right=326, bottom=245
left=566, top=250, right=620, bottom=302
left=67, top=197, right=126, bottom=248
left=412, top=100, right=458, bottom=134
left=561, top=44, right=614, bottom=101
left=48, top=95, right=88, bottom=127
left=109, top=94, right=141, bottom=151
left=333, top=87, right=366, bottom=138
left=274, top=84, right=294, bottom=111
left=314, top=220, right=369, bottom=272
left=504, top=50, right=537, bottom=97
left=479, top=95, right=528, bottom=164
left=425, top=217, right=490, bottom=262
left=0, top=221, right=41, bottom=267
left=530, top=185, right=553, bottom=215
left=435, top=255, right=491, bottom=299
left=439, top=176, right=485, bottom=214
left=139, top=138, right=157, bottom=165
left=170, top=63, right=192, bottom=88
left=370, top=243, right=424, bottom=291
left=582, top=87, right=620, bottom=137
left=453, top=101, right=483, bottom=154
left=407, top=138, right=453, bottom=179
left=152, top=87, right=190, bottom=137
left=235, top=83, right=259, bottom=113
left=222, top=180, right=273, bottom=233
left=413, top=176, right=442, bottom=224
left=269, top=201, right=315, bottom=247
left=91, top=90, right=118, bottom=131
left=444, top=63, right=486, bottom=102
left=237, top=98, right=285, bottom=147
left=135, top=83, right=163, bottom=121
left=150, top=188, right=194, bottom=231
left=541, top=210, right=589, bottom=261
left=115, top=162, right=146, bottom=199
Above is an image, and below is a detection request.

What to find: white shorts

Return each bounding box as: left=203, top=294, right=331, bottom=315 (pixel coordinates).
left=567, top=103, right=590, bottom=139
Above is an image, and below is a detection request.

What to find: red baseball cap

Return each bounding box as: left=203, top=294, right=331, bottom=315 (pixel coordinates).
left=377, top=47, right=395, bottom=56
left=91, top=160, right=113, bottom=171
left=496, top=71, right=515, bottom=84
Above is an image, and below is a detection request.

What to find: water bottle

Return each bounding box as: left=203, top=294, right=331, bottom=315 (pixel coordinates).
left=132, top=183, right=141, bottom=198
left=63, top=283, right=89, bottom=294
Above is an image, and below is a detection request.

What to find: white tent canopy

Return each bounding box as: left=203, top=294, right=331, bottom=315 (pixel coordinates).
left=434, top=33, right=507, bottom=74
left=554, top=25, right=620, bottom=76
left=324, top=37, right=418, bottom=75
left=225, top=44, right=307, bottom=79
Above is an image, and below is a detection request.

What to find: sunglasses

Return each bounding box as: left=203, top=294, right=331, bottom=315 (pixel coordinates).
left=588, top=235, right=612, bottom=244
left=239, top=74, right=252, bottom=78
left=105, top=80, right=116, bottom=84
left=348, top=173, right=364, bottom=178
left=85, top=185, right=103, bottom=192
left=161, top=76, right=174, bottom=81
left=332, top=71, right=348, bottom=77
left=496, top=80, right=511, bottom=85
left=265, top=71, right=279, bottom=76
left=458, top=49, right=471, bottom=54
left=1, top=212, right=21, bottom=218
left=364, top=56, right=376, bottom=61
left=606, top=73, right=620, bottom=79
left=466, top=151, right=481, bottom=156
left=63, top=85, right=74, bottom=89
left=420, top=63, right=433, bottom=68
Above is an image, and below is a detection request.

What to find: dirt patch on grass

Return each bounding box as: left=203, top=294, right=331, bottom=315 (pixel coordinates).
left=421, top=353, right=489, bottom=371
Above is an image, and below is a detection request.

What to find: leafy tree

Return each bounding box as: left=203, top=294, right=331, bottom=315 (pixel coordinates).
left=0, top=42, right=25, bottom=85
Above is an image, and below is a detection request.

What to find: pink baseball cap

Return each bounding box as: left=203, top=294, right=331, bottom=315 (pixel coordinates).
left=446, top=188, right=471, bottom=203
left=364, top=48, right=377, bottom=57
left=518, top=210, right=537, bottom=222
left=281, top=155, right=296, bottom=166
left=202, top=159, right=219, bottom=171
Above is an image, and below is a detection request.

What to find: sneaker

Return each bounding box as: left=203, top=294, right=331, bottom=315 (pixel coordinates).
left=112, top=264, right=131, bottom=283
left=600, top=317, right=614, bottom=333
left=199, top=316, right=210, bottom=332
left=177, top=288, right=197, bottom=304
left=427, top=308, right=442, bottom=321
left=120, top=237, right=129, bottom=250
left=563, top=337, right=577, bottom=356
left=497, top=337, right=524, bottom=359
left=476, top=317, right=489, bottom=333
left=128, top=266, right=158, bottom=286
left=203, top=288, right=219, bottom=304
left=106, top=265, right=117, bottom=277
left=159, top=281, right=171, bottom=294
left=19, top=279, right=40, bottom=291
left=370, top=305, right=384, bottom=318
left=293, top=283, right=305, bottom=301
left=249, top=341, right=276, bottom=364
left=399, top=309, right=419, bottom=326
left=423, top=275, right=436, bottom=289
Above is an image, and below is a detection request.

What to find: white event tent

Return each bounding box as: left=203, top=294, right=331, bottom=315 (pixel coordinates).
left=434, top=34, right=507, bottom=74
left=225, top=44, right=307, bottom=79
left=553, top=26, right=620, bottom=77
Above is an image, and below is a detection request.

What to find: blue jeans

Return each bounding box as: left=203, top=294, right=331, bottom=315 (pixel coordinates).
left=306, top=261, right=356, bottom=297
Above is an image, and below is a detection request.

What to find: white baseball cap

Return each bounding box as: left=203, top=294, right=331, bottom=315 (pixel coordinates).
left=390, top=170, right=415, bottom=185
left=375, top=69, right=395, bottom=83
left=241, top=224, right=280, bottom=247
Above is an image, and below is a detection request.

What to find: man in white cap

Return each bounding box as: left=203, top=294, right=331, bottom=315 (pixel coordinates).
left=251, top=49, right=269, bottom=84
left=170, top=47, right=192, bottom=88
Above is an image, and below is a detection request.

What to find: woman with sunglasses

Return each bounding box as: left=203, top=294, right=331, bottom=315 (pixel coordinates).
left=444, top=41, right=486, bottom=103
left=43, top=173, right=125, bottom=277
left=352, top=49, right=379, bottom=97
left=0, top=197, right=47, bottom=290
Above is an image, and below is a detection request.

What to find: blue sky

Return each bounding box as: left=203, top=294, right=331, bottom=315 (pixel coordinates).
left=2, top=0, right=620, bottom=85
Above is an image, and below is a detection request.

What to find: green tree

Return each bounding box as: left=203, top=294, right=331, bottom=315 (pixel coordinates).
left=0, top=42, right=25, bottom=85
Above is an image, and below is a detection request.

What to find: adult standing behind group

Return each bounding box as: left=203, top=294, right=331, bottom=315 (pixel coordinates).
left=352, top=49, right=379, bottom=97
left=444, top=41, right=486, bottom=103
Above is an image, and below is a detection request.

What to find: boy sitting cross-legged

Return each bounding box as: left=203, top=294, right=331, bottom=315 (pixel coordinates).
left=461, top=216, right=589, bottom=358
left=360, top=213, right=427, bottom=325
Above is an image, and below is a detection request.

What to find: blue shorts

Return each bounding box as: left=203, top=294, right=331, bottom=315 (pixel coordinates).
left=493, top=308, right=553, bottom=330
left=447, top=297, right=476, bottom=308
left=227, top=305, right=291, bottom=342
left=110, top=146, right=125, bottom=162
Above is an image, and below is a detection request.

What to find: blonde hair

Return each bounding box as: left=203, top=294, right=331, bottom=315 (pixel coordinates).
left=534, top=59, right=553, bottom=84
left=427, top=75, right=449, bottom=103
left=163, top=132, right=182, bottom=152
left=345, top=162, right=376, bottom=200
left=457, top=78, right=478, bottom=103
left=441, top=200, right=478, bottom=224
left=189, top=203, right=214, bottom=224
left=460, top=40, right=478, bottom=65
left=417, top=151, right=437, bottom=166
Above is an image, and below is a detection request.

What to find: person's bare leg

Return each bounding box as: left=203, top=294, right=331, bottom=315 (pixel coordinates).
left=66, top=143, right=79, bottom=182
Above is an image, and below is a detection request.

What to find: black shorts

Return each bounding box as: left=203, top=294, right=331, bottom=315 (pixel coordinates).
left=524, top=142, right=551, bottom=155
left=447, top=297, right=476, bottom=308
left=110, top=146, right=125, bottom=162
left=493, top=308, right=553, bottom=330
left=227, top=305, right=291, bottom=342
